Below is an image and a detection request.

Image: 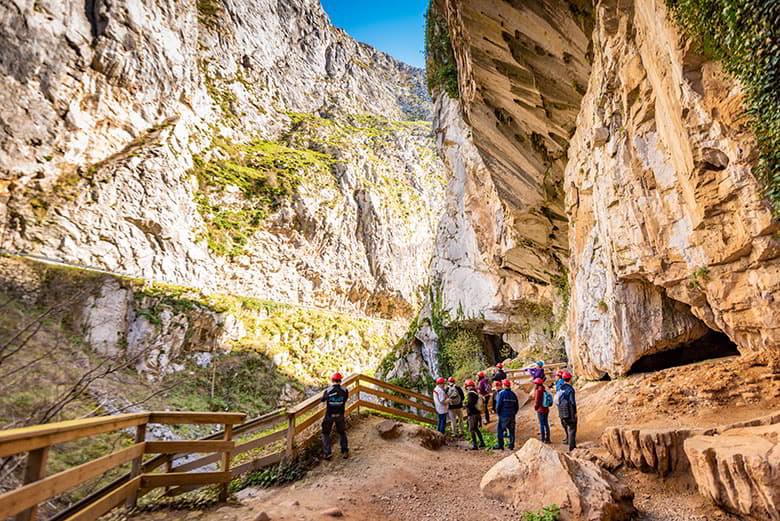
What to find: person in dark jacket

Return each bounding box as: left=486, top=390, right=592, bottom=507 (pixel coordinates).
left=477, top=371, right=491, bottom=424
left=491, top=380, right=503, bottom=413
left=556, top=371, right=578, bottom=451
left=464, top=379, right=485, bottom=450
left=321, top=372, right=349, bottom=459
left=533, top=377, right=551, bottom=443
left=554, top=370, right=567, bottom=442
left=493, top=379, right=519, bottom=450
left=492, top=362, right=507, bottom=382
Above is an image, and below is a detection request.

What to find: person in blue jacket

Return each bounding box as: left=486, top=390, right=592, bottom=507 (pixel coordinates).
left=493, top=379, right=519, bottom=450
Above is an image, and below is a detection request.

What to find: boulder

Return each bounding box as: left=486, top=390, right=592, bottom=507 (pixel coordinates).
left=480, top=439, right=635, bottom=521
left=376, top=420, right=403, bottom=439
left=407, top=425, right=445, bottom=450
left=684, top=423, right=780, bottom=520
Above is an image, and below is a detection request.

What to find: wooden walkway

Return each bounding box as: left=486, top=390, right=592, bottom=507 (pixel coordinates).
left=0, top=374, right=435, bottom=521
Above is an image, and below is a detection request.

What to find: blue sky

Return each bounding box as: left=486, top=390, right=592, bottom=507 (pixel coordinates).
left=320, top=0, right=428, bottom=68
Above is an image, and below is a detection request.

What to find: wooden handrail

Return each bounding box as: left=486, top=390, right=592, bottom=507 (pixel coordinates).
left=1, top=375, right=438, bottom=521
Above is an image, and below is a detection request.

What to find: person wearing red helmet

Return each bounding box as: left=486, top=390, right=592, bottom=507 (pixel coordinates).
left=493, top=379, right=519, bottom=450
left=432, top=377, right=450, bottom=434
left=321, top=372, right=349, bottom=459
left=555, top=371, right=577, bottom=451
left=491, top=380, right=503, bottom=414
left=477, top=371, right=491, bottom=424
left=492, top=362, right=507, bottom=383
left=533, top=377, right=552, bottom=444
left=446, top=377, right=465, bottom=436
left=463, top=379, right=485, bottom=450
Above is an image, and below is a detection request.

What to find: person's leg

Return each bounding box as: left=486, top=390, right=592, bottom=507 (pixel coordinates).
left=321, top=416, right=334, bottom=457
left=542, top=413, right=550, bottom=442
left=561, top=416, right=568, bottom=443
left=438, top=413, right=447, bottom=434
left=483, top=396, right=490, bottom=424
left=537, top=413, right=544, bottom=441
left=568, top=420, right=578, bottom=451
left=456, top=409, right=464, bottom=435
left=476, top=427, right=485, bottom=447
left=495, top=417, right=505, bottom=449
left=507, top=417, right=516, bottom=449
left=335, top=415, right=348, bottom=454
left=468, top=416, right=479, bottom=448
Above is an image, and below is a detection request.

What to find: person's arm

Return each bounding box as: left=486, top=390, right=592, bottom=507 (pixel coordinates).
left=344, top=388, right=349, bottom=400
left=495, top=391, right=503, bottom=415
left=320, top=389, right=329, bottom=403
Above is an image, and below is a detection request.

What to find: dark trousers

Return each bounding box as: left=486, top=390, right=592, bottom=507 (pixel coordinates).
left=467, top=414, right=484, bottom=448
left=496, top=416, right=516, bottom=449
left=436, top=413, right=448, bottom=434
left=481, top=396, right=490, bottom=423
left=563, top=419, right=577, bottom=451
left=322, top=413, right=348, bottom=455
left=537, top=412, right=550, bottom=442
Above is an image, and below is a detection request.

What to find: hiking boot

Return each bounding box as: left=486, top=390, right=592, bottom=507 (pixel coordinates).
left=479, top=443, right=486, bottom=448
left=562, top=439, right=569, bottom=445
left=323, top=453, right=332, bottom=460
left=507, top=445, right=515, bottom=450
left=342, top=451, right=349, bottom=459
left=469, top=446, right=480, bottom=451
left=492, top=446, right=504, bottom=451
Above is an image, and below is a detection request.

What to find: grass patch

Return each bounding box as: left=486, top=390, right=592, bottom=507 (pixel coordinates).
left=666, top=0, right=780, bottom=215
left=424, top=1, right=459, bottom=98
left=524, top=504, right=561, bottom=521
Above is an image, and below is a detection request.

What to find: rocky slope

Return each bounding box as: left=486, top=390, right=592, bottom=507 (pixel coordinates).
left=0, top=0, right=445, bottom=319
left=429, top=0, right=779, bottom=378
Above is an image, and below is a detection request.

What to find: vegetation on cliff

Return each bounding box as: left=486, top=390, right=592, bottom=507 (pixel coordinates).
left=667, top=0, right=780, bottom=215
left=424, top=1, right=459, bottom=98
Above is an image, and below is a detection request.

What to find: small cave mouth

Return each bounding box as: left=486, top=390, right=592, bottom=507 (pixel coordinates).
left=627, top=330, right=739, bottom=375
left=483, top=333, right=510, bottom=366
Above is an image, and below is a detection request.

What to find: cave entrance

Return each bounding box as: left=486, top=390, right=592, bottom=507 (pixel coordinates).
left=627, top=330, right=739, bottom=374
left=482, top=333, right=510, bottom=366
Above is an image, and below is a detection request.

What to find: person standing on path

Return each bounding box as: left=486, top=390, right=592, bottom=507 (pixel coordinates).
left=553, top=370, right=567, bottom=442
left=433, top=377, right=450, bottom=434
left=477, top=371, right=491, bottom=424
left=491, top=380, right=502, bottom=415
left=321, top=372, right=349, bottom=460
left=492, top=362, right=507, bottom=382
left=446, top=376, right=465, bottom=436
left=464, top=379, right=485, bottom=450
left=533, top=377, right=551, bottom=443
left=556, top=371, right=578, bottom=451
left=493, top=379, right=519, bottom=450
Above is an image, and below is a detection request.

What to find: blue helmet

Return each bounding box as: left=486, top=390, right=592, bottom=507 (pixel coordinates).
left=536, top=360, right=544, bottom=367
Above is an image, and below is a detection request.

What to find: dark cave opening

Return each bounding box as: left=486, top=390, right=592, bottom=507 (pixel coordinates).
left=627, top=330, right=739, bottom=375
left=482, top=333, right=508, bottom=366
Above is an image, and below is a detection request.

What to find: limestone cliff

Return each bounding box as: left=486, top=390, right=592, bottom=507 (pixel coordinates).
left=431, top=0, right=779, bottom=378
left=0, top=0, right=445, bottom=319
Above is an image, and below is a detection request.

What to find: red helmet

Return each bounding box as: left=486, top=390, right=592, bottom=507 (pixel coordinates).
left=478, top=371, right=486, bottom=378
left=562, top=371, right=573, bottom=381
left=502, top=379, right=512, bottom=387
left=464, top=379, right=476, bottom=387
left=533, top=378, right=545, bottom=385
left=436, top=377, right=446, bottom=384
left=494, top=381, right=503, bottom=388
left=448, top=376, right=456, bottom=383
left=331, top=372, right=343, bottom=382
left=496, top=362, right=504, bottom=369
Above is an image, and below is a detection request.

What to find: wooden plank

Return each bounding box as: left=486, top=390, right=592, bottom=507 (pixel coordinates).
left=357, top=375, right=434, bottom=405
left=62, top=476, right=141, bottom=521
left=14, top=446, right=49, bottom=521
left=0, top=444, right=144, bottom=519
left=358, top=400, right=435, bottom=425
left=126, top=423, right=146, bottom=508
left=141, top=471, right=231, bottom=489
left=357, top=386, right=437, bottom=414
left=144, top=441, right=234, bottom=454
left=148, top=412, right=246, bottom=425
left=233, top=429, right=286, bottom=456
left=293, top=408, right=325, bottom=435
left=229, top=452, right=285, bottom=477
left=0, top=414, right=149, bottom=458
left=219, top=424, right=233, bottom=502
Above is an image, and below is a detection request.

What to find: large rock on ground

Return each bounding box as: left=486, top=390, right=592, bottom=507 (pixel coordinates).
left=480, top=439, right=635, bottom=521
left=684, top=423, right=780, bottom=520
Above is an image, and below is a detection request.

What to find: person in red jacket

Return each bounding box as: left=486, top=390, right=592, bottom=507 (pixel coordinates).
left=533, top=377, right=551, bottom=443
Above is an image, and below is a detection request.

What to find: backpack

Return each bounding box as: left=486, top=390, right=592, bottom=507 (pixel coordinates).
left=448, top=386, right=463, bottom=407
left=542, top=390, right=554, bottom=408
left=558, top=387, right=576, bottom=420
left=470, top=391, right=484, bottom=412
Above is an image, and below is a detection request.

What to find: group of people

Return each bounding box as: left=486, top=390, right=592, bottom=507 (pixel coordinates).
left=432, top=361, right=578, bottom=452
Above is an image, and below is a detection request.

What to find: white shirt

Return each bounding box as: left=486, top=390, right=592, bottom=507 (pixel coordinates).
left=433, top=386, right=449, bottom=414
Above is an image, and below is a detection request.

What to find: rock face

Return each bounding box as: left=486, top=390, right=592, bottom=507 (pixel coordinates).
left=685, top=423, right=780, bottom=520
left=480, top=439, right=635, bottom=521
left=0, top=0, right=445, bottom=320
left=565, top=0, right=780, bottom=378
left=433, top=0, right=779, bottom=378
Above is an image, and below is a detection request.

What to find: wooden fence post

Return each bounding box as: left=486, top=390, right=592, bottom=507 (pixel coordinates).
left=126, top=422, right=147, bottom=508
left=15, top=446, right=49, bottom=521
left=219, top=424, right=233, bottom=502
left=285, top=412, right=296, bottom=459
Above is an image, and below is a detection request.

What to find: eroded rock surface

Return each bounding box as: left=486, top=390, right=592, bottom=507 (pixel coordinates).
left=480, top=439, right=635, bottom=520
left=685, top=423, right=780, bottom=520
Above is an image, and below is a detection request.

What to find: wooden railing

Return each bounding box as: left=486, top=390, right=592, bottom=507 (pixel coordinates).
left=0, top=374, right=435, bottom=521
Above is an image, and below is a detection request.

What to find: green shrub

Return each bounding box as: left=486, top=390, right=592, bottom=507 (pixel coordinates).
left=439, top=326, right=486, bottom=382
left=524, top=504, right=561, bottom=521
left=666, top=0, right=780, bottom=216
left=424, top=2, right=459, bottom=98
